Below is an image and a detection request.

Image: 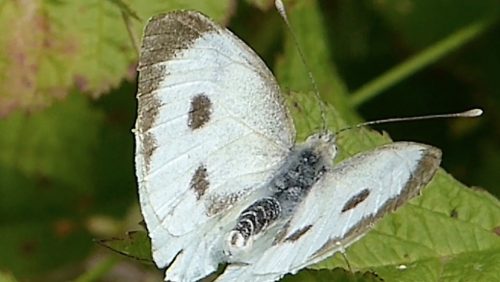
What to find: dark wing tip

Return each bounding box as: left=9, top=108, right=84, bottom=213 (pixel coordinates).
left=139, top=10, right=217, bottom=68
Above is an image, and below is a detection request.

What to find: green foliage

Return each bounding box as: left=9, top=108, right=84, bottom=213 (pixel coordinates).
left=279, top=1, right=500, bottom=280
left=0, top=94, right=100, bottom=274
left=0, top=271, right=19, bottom=282
left=0, top=0, right=498, bottom=281
left=282, top=268, right=384, bottom=282
left=311, top=170, right=500, bottom=282
left=0, top=0, right=232, bottom=115
left=97, top=231, right=153, bottom=263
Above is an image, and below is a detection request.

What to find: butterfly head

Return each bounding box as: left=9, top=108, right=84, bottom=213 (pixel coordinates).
left=304, top=131, right=337, bottom=163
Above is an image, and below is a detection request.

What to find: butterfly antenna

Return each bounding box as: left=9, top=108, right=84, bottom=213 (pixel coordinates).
left=336, top=108, right=483, bottom=134
left=275, top=0, right=328, bottom=132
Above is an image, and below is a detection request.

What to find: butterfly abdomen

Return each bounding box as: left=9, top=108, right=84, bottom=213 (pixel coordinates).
left=231, top=197, right=281, bottom=245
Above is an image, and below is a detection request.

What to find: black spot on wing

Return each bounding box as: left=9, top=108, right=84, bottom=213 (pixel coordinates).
left=284, top=224, right=313, bottom=242
left=188, top=94, right=212, bottom=130
left=341, top=189, right=370, bottom=213
left=190, top=164, right=209, bottom=200
left=312, top=146, right=443, bottom=260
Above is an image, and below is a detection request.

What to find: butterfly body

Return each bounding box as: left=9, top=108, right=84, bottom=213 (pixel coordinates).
left=226, top=133, right=335, bottom=260
left=134, top=10, right=441, bottom=282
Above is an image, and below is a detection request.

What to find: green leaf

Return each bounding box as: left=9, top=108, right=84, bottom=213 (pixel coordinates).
left=282, top=268, right=383, bottom=282
left=0, top=215, right=92, bottom=276
left=0, top=94, right=100, bottom=275
left=309, top=168, right=500, bottom=282
left=0, top=93, right=102, bottom=193
left=0, top=86, right=138, bottom=277
left=286, top=77, right=500, bottom=282
left=286, top=89, right=500, bottom=282
left=0, top=271, right=19, bottom=282
left=245, top=0, right=275, bottom=11
left=0, top=0, right=232, bottom=115
left=275, top=0, right=358, bottom=124
left=276, top=1, right=500, bottom=281
left=96, top=231, right=153, bottom=263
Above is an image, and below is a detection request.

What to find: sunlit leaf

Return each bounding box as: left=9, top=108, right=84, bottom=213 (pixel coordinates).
left=0, top=0, right=232, bottom=115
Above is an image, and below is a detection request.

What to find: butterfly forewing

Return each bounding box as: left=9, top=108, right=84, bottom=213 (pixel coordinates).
left=134, top=11, right=295, bottom=280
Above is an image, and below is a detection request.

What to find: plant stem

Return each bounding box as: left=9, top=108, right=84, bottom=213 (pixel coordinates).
left=74, top=257, right=118, bottom=282
left=350, top=17, right=496, bottom=107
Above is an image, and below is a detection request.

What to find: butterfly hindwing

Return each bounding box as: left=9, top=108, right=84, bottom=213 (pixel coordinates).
left=216, top=142, right=441, bottom=281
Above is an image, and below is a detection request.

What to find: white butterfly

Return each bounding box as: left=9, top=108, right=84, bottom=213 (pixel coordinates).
left=134, top=10, right=441, bottom=282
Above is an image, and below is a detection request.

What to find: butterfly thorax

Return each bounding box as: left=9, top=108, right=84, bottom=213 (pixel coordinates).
left=226, top=132, right=336, bottom=257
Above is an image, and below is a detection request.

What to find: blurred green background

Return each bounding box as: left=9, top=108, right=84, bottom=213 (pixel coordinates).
left=0, top=0, right=498, bottom=281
